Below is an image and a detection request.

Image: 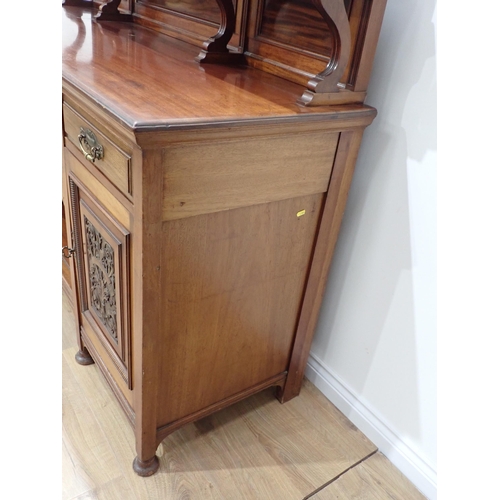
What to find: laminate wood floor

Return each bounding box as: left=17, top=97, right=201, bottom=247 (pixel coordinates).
left=62, top=291, right=426, bottom=500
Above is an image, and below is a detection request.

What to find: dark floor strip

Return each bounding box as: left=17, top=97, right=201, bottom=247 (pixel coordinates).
left=302, top=449, right=379, bottom=500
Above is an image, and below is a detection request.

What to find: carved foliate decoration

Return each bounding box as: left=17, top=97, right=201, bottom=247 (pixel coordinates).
left=84, top=216, right=118, bottom=342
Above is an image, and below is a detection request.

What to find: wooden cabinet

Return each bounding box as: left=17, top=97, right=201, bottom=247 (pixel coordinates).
left=62, top=0, right=387, bottom=476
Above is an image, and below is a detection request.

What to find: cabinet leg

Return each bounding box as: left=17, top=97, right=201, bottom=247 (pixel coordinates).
left=274, top=382, right=294, bottom=403
left=132, top=455, right=160, bottom=477
left=75, top=347, right=95, bottom=365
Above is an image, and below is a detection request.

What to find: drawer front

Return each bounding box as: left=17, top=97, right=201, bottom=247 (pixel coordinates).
left=63, top=103, right=132, bottom=198
left=162, top=131, right=339, bottom=221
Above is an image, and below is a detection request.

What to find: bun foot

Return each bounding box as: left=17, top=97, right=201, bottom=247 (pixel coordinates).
left=75, top=348, right=94, bottom=365
left=133, top=456, right=160, bottom=477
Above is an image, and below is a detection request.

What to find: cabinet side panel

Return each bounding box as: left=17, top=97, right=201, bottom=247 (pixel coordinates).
left=156, top=193, right=324, bottom=426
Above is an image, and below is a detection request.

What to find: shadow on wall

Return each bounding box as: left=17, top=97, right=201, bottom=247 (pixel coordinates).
left=311, top=0, right=436, bottom=444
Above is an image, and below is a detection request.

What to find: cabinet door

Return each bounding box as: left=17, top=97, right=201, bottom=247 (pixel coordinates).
left=67, top=175, right=132, bottom=389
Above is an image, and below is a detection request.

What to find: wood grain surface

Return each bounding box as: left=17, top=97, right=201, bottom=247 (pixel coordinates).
left=157, top=194, right=323, bottom=425
left=141, top=0, right=236, bottom=23
left=161, top=131, right=338, bottom=221
left=309, top=452, right=426, bottom=499
left=62, top=6, right=376, bottom=130
left=280, top=129, right=365, bottom=402
left=260, top=0, right=347, bottom=56
left=244, top=0, right=388, bottom=95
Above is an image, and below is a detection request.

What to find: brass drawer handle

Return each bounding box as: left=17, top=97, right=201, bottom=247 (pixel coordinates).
left=78, top=127, right=104, bottom=163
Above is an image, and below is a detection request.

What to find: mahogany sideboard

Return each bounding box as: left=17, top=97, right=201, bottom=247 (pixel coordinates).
left=62, top=0, right=387, bottom=476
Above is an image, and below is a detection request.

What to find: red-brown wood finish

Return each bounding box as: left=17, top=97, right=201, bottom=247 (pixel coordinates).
left=143, top=0, right=226, bottom=23
left=62, top=0, right=93, bottom=7
left=62, top=0, right=386, bottom=476
left=260, top=0, right=341, bottom=56
left=245, top=0, right=386, bottom=101
left=195, top=0, right=246, bottom=64
left=279, top=129, right=367, bottom=402
left=94, top=0, right=133, bottom=21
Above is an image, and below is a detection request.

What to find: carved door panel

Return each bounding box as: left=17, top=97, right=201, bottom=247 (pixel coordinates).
left=68, top=176, right=132, bottom=389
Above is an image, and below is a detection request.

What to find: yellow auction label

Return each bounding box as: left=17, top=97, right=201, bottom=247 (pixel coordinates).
left=297, top=210, right=306, bottom=218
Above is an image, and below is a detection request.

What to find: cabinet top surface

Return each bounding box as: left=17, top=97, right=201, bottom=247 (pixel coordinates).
left=62, top=6, right=374, bottom=131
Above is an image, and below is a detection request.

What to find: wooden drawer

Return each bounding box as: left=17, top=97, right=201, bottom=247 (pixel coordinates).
left=162, top=131, right=339, bottom=221
left=63, top=103, right=132, bottom=198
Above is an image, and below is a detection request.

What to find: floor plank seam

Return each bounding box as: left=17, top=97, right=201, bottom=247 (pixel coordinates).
left=69, top=491, right=92, bottom=500
left=301, top=449, right=379, bottom=500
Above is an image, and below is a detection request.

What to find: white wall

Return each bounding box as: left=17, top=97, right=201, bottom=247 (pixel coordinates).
left=306, top=1, right=437, bottom=498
